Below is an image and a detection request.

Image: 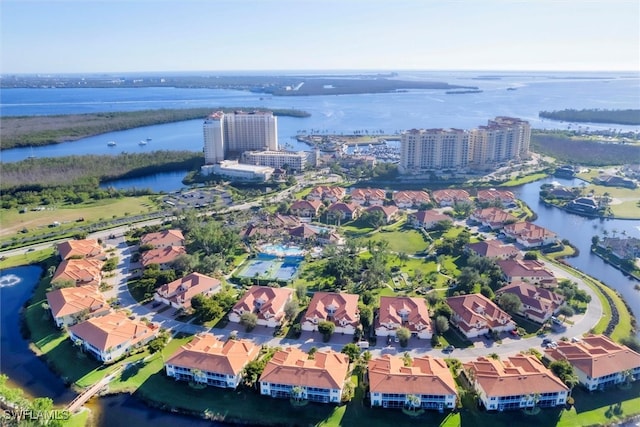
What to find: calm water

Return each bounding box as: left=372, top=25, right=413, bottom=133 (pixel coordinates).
left=2, top=71, right=639, bottom=163
left=99, top=170, right=191, bottom=193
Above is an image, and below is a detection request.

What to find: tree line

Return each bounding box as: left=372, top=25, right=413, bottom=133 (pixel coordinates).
left=539, top=109, right=640, bottom=125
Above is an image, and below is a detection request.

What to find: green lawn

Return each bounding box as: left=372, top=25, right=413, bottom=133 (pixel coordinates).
left=0, top=247, right=56, bottom=270
left=368, top=228, right=429, bottom=254
left=501, top=172, right=549, bottom=187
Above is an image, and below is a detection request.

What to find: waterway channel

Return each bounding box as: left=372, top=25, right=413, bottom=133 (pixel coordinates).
left=1, top=180, right=638, bottom=426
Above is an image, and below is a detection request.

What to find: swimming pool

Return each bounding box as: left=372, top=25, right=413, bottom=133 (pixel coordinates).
left=260, top=244, right=305, bottom=257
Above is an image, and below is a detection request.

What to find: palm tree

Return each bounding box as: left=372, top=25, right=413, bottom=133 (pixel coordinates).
left=191, top=368, right=205, bottom=384
left=290, top=385, right=305, bottom=402
left=565, top=372, right=579, bottom=397
left=405, top=394, right=421, bottom=412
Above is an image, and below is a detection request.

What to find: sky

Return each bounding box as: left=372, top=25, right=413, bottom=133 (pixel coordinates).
left=1, top=0, right=639, bottom=74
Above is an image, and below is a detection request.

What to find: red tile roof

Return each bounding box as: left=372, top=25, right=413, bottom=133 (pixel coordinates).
left=141, top=246, right=187, bottom=267
left=544, top=335, right=640, bottom=379
left=140, top=229, right=185, bottom=248
left=165, top=334, right=259, bottom=376
left=260, top=347, right=349, bottom=390
left=232, top=286, right=293, bottom=322
left=46, top=285, right=108, bottom=319
left=503, top=222, right=556, bottom=244
left=466, top=240, right=519, bottom=259
left=350, top=188, right=386, bottom=201
left=496, top=259, right=556, bottom=282
left=447, top=293, right=514, bottom=332
left=392, top=190, right=431, bottom=206
left=304, top=292, right=360, bottom=328
left=498, top=282, right=564, bottom=316
left=377, top=296, right=432, bottom=335
left=290, top=200, right=322, bottom=214
left=476, top=189, right=516, bottom=204
left=156, top=272, right=221, bottom=309
left=368, top=354, right=457, bottom=396
left=471, top=207, right=517, bottom=228
left=69, top=312, right=158, bottom=352
left=57, top=239, right=103, bottom=260
left=431, top=189, right=470, bottom=205
left=52, top=258, right=104, bottom=285
left=411, top=210, right=451, bottom=224
left=464, top=354, right=568, bottom=397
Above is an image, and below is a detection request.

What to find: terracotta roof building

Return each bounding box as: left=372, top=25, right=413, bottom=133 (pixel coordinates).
left=52, top=258, right=104, bottom=287
left=496, top=259, right=557, bottom=286
left=259, top=348, right=349, bottom=404
left=302, top=292, right=360, bottom=334
left=57, top=239, right=104, bottom=260
left=392, top=190, right=431, bottom=209
left=464, top=354, right=569, bottom=411
left=140, top=229, right=185, bottom=248
left=140, top=246, right=187, bottom=270
left=307, top=186, right=346, bottom=203
left=503, top=222, right=557, bottom=248
left=431, top=189, right=471, bottom=207
left=289, top=199, right=323, bottom=218
left=68, top=312, right=159, bottom=363
left=376, top=296, right=432, bottom=339
left=154, top=272, right=222, bottom=310
left=350, top=188, right=386, bottom=206
left=470, top=207, right=518, bottom=230
left=46, top=285, right=110, bottom=328
left=544, top=335, right=640, bottom=391
left=497, top=282, right=564, bottom=324
left=368, top=354, right=458, bottom=410
left=327, top=202, right=361, bottom=221
left=229, top=286, right=294, bottom=328
left=408, top=210, right=452, bottom=230
left=476, top=189, right=516, bottom=206
left=466, top=240, right=519, bottom=260
left=446, top=293, right=515, bottom=338
left=165, top=334, right=259, bottom=389
left=365, top=205, right=399, bottom=224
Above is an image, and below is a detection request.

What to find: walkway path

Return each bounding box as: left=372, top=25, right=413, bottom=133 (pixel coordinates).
left=65, top=365, right=124, bottom=413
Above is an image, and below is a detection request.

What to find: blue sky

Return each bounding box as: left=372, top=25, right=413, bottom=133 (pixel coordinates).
left=1, top=0, right=638, bottom=74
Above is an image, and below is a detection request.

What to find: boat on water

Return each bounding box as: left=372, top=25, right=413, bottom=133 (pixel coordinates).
left=145, top=137, right=152, bottom=142
left=139, top=140, right=147, bottom=146
left=107, top=141, right=117, bottom=147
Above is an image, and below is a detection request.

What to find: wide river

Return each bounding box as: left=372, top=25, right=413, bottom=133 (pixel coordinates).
left=1, top=70, right=639, bottom=425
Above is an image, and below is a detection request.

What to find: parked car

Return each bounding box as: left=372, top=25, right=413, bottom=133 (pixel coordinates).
left=444, top=345, right=455, bottom=352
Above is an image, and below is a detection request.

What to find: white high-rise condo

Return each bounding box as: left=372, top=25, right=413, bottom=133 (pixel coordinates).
left=399, top=117, right=530, bottom=174
left=203, top=110, right=278, bottom=164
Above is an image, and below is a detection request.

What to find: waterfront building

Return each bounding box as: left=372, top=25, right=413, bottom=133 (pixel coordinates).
left=46, top=285, right=109, bottom=328
left=368, top=354, right=457, bottom=410
left=165, top=334, right=259, bottom=389
left=496, top=259, right=557, bottom=286
left=502, top=221, right=557, bottom=248
left=375, top=296, right=432, bottom=339
left=399, top=117, right=530, bottom=174
left=140, top=229, right=185, bottom=249
left=465, top=240, right=519, bottom=260
left=201, top=160, right=274, bottom=182
left=470, top=207, right=518, bottom=230
left=154, top=272, right=222, bottom=310
left=464, top=354, right=568, bottom=411
left=430, top=189, right=471, bottom=207
left=229, top=286, right=294, bottom=328
left=301, top=292, right=360, bottom=334
left=51, top=258, right=104, bottom=287
left=446, top=293, right=515, bottom=338
left=203, top=110, right=278, bottom=164
left=544, top=335, right=640, bottom=391
left=68, top=312, right=159, bottom=363
left=259, top=348, right=349, bottom=404
left=496, top=282, right=564, bottom=323
left=57, top=239, right=104, bottom=261
left=241, top=150, right=308, bottom=172
left=476, top=189, right=517, bottom=206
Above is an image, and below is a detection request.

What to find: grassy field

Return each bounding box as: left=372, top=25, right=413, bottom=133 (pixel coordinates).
left=0, top=247, right=56, bottom=270
left=501, top=172, right=549, bottom=187
left=368, top=227, right=429, bottom=254
left=1, top=196, right=159, bottom=239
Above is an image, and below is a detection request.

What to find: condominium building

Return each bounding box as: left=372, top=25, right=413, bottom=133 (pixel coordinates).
left=241, top=150, right=308, bottom=172
left=203, top=110, right=278, bottom=164
left=399, top=117, right=531, bottom=174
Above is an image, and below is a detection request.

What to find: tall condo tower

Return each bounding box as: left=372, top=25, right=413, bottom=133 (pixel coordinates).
left=203, top=112, right=225, bottom=164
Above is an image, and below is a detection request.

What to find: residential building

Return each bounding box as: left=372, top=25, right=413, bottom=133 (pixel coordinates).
left=368, top=354, right=457, bottom=410
left=594, top=174, right=637, bottom=189
left=503, top=222, right=557, bottom=248
left=46, top=285, right=110, bottom=328
left=307, top=186, right=346, bottom=203
left=431, top=189, right=471, bottom=207
left=365, top=205, right=399, bottom=224
left=57, top=239, right=104, bottom=260
left=241, top=150, right=308, bottom=172
left=375, top=296, right=432, bottom=339
left=544, top=335, right=640, bottom=391
left=229, top=286, right=294, bottom=328
left=597, top=237, right=640, bottom=261
left=52, top=258, right=104, bottom=287
left=496, top=259, right=557, bottom=286
left=326, top=202, right=361, bottom=222
left=470, top=207, right=518, bottom=230
left=203, top=110, right=278, bottom=164
left=464, top=354, right=568, bottom=411
left=289, top=200, right=323, bottom=218
left=392, top=190, right=431, bottom=209
left=288, top=224, right=320, bottom=243
left=302, top=292, right=360, bottom=334
left=566, top=197, right=600, bottom=215
left=470, top=117, right=531, bottom=171
left=408, top=210, right=452, bottom=230
left=446, top=294, right=515, bottom=338
left=165, top=334, right=260, bottom=389
left=399, top=128, right=471, bottom=174
left=497, top=282, right=564, bottom=323
left=201, top=160, right=274, bottom=182
left=259, top=348, right=349, bottom=404
left=68, top=312, right=159, bottom=363
left=140, top=229, right=185, bottom=249
left=350, top=188, right=386, bottom=206
left=465, top=240, right=519, bottom=260
left=476, top=189, right=516, bottom=206
left=154, top=272, right=222, bottom=310
left=140, top=246, right=187, bottom=270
